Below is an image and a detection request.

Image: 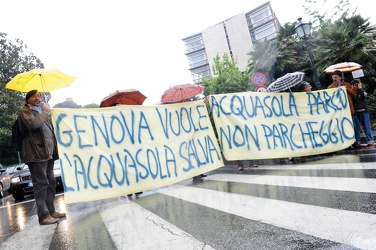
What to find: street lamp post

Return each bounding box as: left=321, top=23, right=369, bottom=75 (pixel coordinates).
left=294, top=17, right=321, bottom=90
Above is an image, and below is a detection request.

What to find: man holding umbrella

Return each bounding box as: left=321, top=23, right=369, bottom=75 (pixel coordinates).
left=18, top=90, right=66, bottom=225
left=328, top=70, right=359, bottom=148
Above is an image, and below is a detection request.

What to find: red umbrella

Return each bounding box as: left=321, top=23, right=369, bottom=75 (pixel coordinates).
left=100, top=89, right=147, bottom=107
left=161, top=83, right=204, bottom=103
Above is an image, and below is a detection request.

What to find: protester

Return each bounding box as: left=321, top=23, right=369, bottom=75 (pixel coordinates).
left=298, top=81, right=312, bottom=92
left=328, top=70, right=360, bottom=148
left=351, top=79, right=375, bottom=146
left=18, top=90, right=66, bottom=225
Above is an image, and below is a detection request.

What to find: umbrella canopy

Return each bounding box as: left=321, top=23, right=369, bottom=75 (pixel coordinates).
left=5, top=68, right=76, bottom=93
left=324, top=62, right=362, bottom=74
left=100, top=89, right=147, bottom=107
left=267, top=72, right=305, bottom=92
left=161, top=83, right=204, bottom=103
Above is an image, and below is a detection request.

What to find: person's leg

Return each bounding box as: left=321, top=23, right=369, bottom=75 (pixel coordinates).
left=28, top=161, right=50, bottom=223
left=352, top=114, right=361, bottom=145
left=237, top=160, right=250, bottom=170
left=361, top=113, right=374, bottom=143
left=45, top=159, right=56, bottom=215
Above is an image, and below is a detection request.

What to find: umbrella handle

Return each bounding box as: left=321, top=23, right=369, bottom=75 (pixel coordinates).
left=40, top=74, right=47, bottom=103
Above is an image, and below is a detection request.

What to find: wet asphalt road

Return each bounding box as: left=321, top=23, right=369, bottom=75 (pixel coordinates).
left=0, top=146, right=375, bottom=249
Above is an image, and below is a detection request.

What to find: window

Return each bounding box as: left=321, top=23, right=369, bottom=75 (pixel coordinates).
left=251, top=22, right=277, bottom=42
left=246, top=5, right=273, bottom=29
left=184, top=34, right=204, bottom=53
left=191, top=65, right=210, bottom=84
left=187, top=50, right=208, bottom=69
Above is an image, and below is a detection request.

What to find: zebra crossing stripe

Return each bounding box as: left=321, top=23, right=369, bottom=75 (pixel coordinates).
left=0, top=215, right=56, bottom=250
left=158, top=182, right=376, bottom=249
left=251, top=162, right=376, bottom=170
left=96, top=197, right=215, bottom=250
left=206, top=174, right=376, bottom=193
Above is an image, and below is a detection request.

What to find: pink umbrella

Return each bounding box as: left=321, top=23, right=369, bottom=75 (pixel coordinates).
left=161, top=83, right=204, bottom=103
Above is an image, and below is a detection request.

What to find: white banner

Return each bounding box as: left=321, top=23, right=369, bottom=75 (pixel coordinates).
left=209, top=87, right=354, bottom=160
left=51, top=100, right=224, bottom=204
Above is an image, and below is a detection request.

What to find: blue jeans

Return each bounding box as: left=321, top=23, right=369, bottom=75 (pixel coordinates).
left=356, top=112, right=374, bottom=142
left=28, top=159, right=56, bottom=222
left=352, top=114, right=361, bottom=143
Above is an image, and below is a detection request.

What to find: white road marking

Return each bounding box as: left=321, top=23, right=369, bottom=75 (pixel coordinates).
left=158, top=183, right=376, bottom=250
left=96, top=196, right=215, bottom=250
left=206, top=174, right=376, bottom=193
left=0, top=215, right=57, bottom=250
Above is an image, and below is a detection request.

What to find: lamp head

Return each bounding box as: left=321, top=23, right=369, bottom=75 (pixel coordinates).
left=294, top=17, right=312, bottom=39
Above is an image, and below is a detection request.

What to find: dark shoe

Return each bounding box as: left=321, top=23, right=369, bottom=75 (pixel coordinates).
left=51, top=211, right=66, bottom=218
left=127, top=194, right=132, bottom=196
left=351, top=142, right=361, bottom=149
left=135, top=192, right=143, bottom=195
left=40, top=216, right=58, bottom=225
left=193, top=174, right=206, bottom=179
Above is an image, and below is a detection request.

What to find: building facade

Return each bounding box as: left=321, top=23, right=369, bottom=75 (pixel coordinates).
left=182, top=1, right=280, bottom=84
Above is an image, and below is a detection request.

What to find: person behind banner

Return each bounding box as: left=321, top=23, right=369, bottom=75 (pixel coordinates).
left=18, top=90, right=66, bottom=225
left=351, top=79, right=375, bottom=146
left=298, top=81, right=312, bottom=92
left=328, top=70, right=360, bottom=149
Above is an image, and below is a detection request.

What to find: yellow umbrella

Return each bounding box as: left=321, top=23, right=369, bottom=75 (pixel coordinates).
left=5, top=68, right=76, bottom=93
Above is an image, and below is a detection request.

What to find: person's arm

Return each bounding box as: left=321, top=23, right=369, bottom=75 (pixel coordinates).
left=358, top=89, right=367, bottom=101
left=20, top=107, right=49, bottom=131
left=345, top=82, right=356, bottom=98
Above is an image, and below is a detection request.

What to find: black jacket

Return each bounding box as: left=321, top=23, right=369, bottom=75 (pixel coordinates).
left=353, top=89, right=369, bottom=114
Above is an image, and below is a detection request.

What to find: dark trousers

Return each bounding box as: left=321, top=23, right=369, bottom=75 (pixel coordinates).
left=28, top=159, right=56, bottom=222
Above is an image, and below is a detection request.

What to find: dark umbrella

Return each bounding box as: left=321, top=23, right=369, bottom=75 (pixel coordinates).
left=267, top=72, right=305, bottom=92
left=100, top=89, right=147, bottom=107
left=161, top=83, right=204, bottom=103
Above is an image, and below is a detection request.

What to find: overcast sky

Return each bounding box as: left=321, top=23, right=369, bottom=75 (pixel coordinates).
left=1, top=0, right=374, bottom=106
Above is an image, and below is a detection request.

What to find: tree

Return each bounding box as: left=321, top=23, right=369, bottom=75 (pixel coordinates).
left=247, top=28, right=305, bottom=88
left=202, top=53, right=250, bottom=95
left=313, top=15, right=376, bottom=89
left=0, top=32, right=44, bottom=164
left=247, top=39, right=280, bottom=86
left=83, top=103, right=99, bottom=108
left=53, top=98, right=82, bottom=108
left=247, top=0, right=376, bottom=92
